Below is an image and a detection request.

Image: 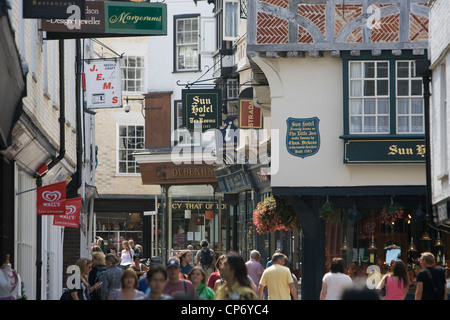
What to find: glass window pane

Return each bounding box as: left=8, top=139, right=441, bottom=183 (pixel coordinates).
left=411, top=116, right=424, bottom=132
left=364, top=62, right=375, bottom=78
left=397, top=116, right=409, bottom=133
left=411, top=98, right=423, bottom=114
left=397, top=98, right=409, bottom=114
left=377, top=62, right=389, bottom=78
left=397, top=62, right=409, bottom=78
left=350, top=117, right=362, bottom=133
left=397, top=80, right=409, bottom=96
left=128, top=126, right=136, bottom=136
left=377, top=80, right=389, bottom=95
left=378, top=99, right=390, bottom=114
left=350, top=99, right=362, bottom=114
left=378, top=116, right=390, bottom=133
left=364, top=80, right=375, bottom=96
left=364, top=117, right=376, bottom=132
left=119, top=162, right=126, bottom=173
left=350, top=80, right=362, bottom=97
left=350, top=62, right=361, bottom=78
left=364, top=99, right=376, bottom=114
left=119, top=126, right=127, bottom=136
left=411, top=80, right=422, bottom=96
left=177, top=20, right=184, bottom=32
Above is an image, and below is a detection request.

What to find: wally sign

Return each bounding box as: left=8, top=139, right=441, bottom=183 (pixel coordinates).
left=37, top=181, right=66, bottom=215
left=84, top=59, right=122, bottom=109
left=286, top=117, right=320, bottom=158
left=53, top=198, right=82, bottom=228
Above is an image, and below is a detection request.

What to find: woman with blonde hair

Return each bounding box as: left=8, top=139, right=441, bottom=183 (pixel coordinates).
left=70, top=258, right=102, bottom=300
left=108, top=269, right=146, bottom=300
left=120, top=240, right=134, bottom=267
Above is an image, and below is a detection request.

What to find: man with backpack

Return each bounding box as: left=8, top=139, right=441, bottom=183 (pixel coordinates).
left=195, top=240, right=216, bottom=280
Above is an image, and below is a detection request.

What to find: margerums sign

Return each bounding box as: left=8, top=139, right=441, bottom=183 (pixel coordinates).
left=37, top=181, right=66, bottom=215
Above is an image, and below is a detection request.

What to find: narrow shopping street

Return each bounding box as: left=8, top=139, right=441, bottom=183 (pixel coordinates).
left=0, top=0, right=449, bottom=308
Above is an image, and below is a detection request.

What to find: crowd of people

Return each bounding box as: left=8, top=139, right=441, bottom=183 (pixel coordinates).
left=320, top=252, right=448, bottom=300
left=64, top=237, right=448, bottom=301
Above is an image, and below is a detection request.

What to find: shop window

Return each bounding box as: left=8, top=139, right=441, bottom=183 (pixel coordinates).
left=95, top=212, right=143, bottom=253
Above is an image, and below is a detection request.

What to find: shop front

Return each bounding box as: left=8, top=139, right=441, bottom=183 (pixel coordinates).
left=93, top=195, right=156, bottom=257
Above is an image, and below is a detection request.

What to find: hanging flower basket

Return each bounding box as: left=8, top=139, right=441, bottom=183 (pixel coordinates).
left=253, top=196, right=300, bottom=235
left=319, top=200, right=337, bottom=222
left=381, top=203, right=404, bottom=226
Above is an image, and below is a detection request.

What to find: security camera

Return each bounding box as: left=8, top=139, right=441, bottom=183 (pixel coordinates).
left=123, top=104, right=130, bottom=113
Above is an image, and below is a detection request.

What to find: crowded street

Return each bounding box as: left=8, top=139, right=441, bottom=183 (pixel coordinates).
left=1, top=0, right=450, bottom=312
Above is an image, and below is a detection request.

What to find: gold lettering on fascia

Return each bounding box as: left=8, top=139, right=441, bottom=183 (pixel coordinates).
left=171, top=167, right=214, bottom=177
left=109, top=12, right=162, bottom=24
left=388, top=144, right=426, bottom=157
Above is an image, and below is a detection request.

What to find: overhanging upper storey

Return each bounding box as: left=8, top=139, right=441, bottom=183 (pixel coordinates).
left=247, top=0, right=429, bottom=57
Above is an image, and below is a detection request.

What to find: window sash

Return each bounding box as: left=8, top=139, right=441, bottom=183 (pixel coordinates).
left=118, top=125, right=145, bottom=174
left=120, top=56, right=145, bottom=93
left=175, top=17, right=199, bottom=71
left=395, top=61, right=424, bottom=134
left=349, top=61, right=390, bottom=134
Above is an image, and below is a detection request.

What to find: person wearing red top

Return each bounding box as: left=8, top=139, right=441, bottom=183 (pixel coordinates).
left=207, top=254, right=226, bottom=291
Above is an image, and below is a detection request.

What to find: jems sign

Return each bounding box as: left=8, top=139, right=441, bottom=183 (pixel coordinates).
left=84, top=59, right=122, bottom=109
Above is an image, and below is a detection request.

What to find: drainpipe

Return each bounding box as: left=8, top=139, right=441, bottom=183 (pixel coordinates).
left=36, top=39, right=66, bottom=300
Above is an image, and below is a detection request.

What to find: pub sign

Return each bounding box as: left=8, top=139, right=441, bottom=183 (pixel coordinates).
left=182, top=89, right=222, bottom=132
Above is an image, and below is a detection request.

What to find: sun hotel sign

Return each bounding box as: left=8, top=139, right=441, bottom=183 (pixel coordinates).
left=40, top=1, right=167, bottom=39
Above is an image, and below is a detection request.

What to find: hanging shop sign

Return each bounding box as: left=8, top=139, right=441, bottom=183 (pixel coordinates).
left=182, top=89, right=222, bottom=132
left=217, top=115, right=239, bottom=164
left=23, top=0, right=86, bottom=19
left=344, top=139, right=426, bottom=163
left=239, top=99, right=262, bottom=129
left=41, top=1, right=167, bottom=39
left=53, top=197, right=81, bottom=228
left=37, top=181, right=67, bottom=215
left=84, top=59, right=122, bottom=109
left=285, top=117, right=320, bottom=158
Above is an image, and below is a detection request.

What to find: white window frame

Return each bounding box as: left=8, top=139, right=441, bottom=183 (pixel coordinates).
left=348, top=60, right=390, bottom=134
left=175, top=16, right=200, bottom=72
left=395, top=60, right=424, bottom=134
left=223, top=0, right=240, bottom=41
left=116, top=123, right=145, bottom=176
left=120, top=55, right=146, bottom=94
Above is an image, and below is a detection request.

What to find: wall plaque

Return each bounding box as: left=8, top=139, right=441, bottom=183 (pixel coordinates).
left=286, top=117, right=320, bottom=158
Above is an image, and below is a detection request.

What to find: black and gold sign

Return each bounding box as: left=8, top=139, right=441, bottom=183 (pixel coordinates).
left=182, top=89, right=222, bottom=132
left=344, top=139, right=426, bottom=163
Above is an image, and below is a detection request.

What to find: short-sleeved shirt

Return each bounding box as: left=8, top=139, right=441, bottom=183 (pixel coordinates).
left=322, top=272, right=353, bottom=300
left=417, top=267, right=446, bottom=300
left=259, top=264, right=293, bottom=300
left=163, top=279, right=197, bottom=298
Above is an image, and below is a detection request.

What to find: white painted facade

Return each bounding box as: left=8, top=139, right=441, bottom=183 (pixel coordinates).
left=252, top=54, right=426, bottom=188
left=429, top=0, right=450, bottom=224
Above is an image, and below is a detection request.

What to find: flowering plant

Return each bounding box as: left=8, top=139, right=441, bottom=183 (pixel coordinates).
left=319, top=201, right=336, bottom=222
left=253, top=196, right=300, bottom=234
left=380, top=203, right=404, bottom=226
